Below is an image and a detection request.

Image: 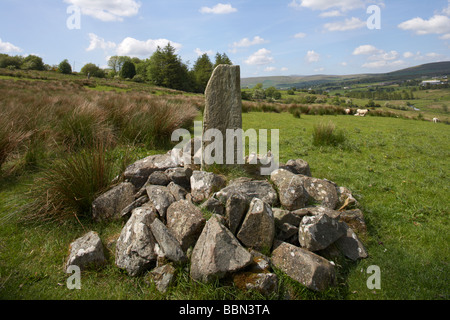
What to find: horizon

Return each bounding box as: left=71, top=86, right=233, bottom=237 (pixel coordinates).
left=241, top=60, right=450, bottom=79
left=1, top=1, right=450, bottom=78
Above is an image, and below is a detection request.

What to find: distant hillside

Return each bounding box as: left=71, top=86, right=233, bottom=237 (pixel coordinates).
left=241, top=61, right=450, bottom=89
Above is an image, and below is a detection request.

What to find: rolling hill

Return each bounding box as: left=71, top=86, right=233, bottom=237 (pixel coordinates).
left=241, top=61, right=450, bottom=89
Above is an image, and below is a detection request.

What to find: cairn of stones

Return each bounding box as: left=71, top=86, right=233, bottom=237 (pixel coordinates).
left=65, top=65, right=368, bottom=295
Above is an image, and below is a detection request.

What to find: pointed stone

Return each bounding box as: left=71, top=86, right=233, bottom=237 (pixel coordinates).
left=115, top=207, right=158, bottom=276
left=150, top=218, right=187, bottom=264
left=202, top=65, right=243, bottom=169
left=190, top=215, right=252, bottom=283
left=237, top=198, right=275, bottom=252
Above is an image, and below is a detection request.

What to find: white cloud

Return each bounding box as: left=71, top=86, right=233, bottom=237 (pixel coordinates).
left=440, top=33, right=450, bottom=39
left=293, top=32, right=307, bottom=38
left=425, top=52, right=443, bottom=59
left=195, top=48, right=214, bottom=56
left=264, top=67, right=276, bottom=72
left=353, top=44, right=380, bottom=55
left=86, top=33, right=116, bottom=52
left=398, top=15, right=450, bottom=36
left=443, top=0, right=450, bottom=16
left=403, top=51, right=415, bottom=58
left=368, top=50, right=398, bottom=61
left=362, top=59, right=405, bottom=69
left=0, top=38, right=22, bottom=53
left=244, top=48, right=274, bottom=65
left=289, top=0, right=365, bottom=12
left=64, top=0, right=141, bottom=22
left=305, top=50, right=320, bottom=63
left=314, top=67, right=325, bottom=72
left=341, top=62, right=348, bottom=66
left=230, top=36, right=268, bottom=52
left=281, top=67, right=289, bottom=71
left=86, top=34, right=182, bottom=58
left=324, top=17, right=366, bottom=31
left=200, top=3, right=237, bottom=14
left=319, top=10, right=343, bottom=18
left=116, top=38, right=182, bottom=57
left=412, top=51, right=447, bottom=61
left=354, top=45, right=406, bottom=69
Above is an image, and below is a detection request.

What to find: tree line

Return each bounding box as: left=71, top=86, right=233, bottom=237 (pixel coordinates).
left=344, top=88, right=416, bottom=100
left=0, top=43, right=232, bottom=93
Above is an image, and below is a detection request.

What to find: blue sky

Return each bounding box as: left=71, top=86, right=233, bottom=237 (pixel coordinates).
left=1, top=0, right=449, bottom=78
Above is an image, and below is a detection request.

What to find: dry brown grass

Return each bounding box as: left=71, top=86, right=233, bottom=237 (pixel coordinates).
left=0, top=78, right=199, bottom=169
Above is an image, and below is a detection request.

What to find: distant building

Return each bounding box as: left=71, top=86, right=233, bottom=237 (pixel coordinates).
left=420, top=80, right=444, bottom=86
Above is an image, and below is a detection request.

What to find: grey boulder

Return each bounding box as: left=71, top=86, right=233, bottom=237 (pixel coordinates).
left=237, top=198, right=275, bottom=252
left=65, top=231, right=106, bottom=271
left=282, top=159, right=312, bottom=177
left=270, top=169, right=309, bottom=211
left=92, top=182, right=135, bottom=222
left=150, top=218, right=187, bottom=264
left=190, top=215, right=252, bottom=283
left=299, top=212, right=348, bottom=252
left=190, top=171, right=226, bottom=204
left=145, top=185, right=176, bottom=219
left=115, top=207, right=158, bottom=276
left=271, top=241, right=336, bottom=292
left=215, top=177, right=278, bottom=207
left=124, top=153, right=179, bottom=190
left=335, top=227, right=368, bottom=261
left=303, top=177, right=339, bottom=209
left=166, top=200, right=206, bottom=252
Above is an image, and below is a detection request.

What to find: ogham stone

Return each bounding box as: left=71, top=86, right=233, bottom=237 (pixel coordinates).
left=202, top=65, right=243, bottom=169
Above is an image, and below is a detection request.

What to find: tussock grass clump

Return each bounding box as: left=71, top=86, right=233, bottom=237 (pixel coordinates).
left=25, top=142, right=117, bottom=222
left=0, top=116, right=32, bottom=170
left=312, top=121, right=347, bottom=147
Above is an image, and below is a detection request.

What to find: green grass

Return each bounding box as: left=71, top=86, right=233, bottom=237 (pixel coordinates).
left=1, top=109, right=449, bottom=300
left=243, top=113, right=449, bottom=299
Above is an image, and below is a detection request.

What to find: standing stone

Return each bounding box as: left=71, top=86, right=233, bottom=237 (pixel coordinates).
left=202, top=65, right=243, bottom=169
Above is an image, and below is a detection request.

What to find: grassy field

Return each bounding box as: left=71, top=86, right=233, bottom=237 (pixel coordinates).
left=0, top=70, right=449, bottom=300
